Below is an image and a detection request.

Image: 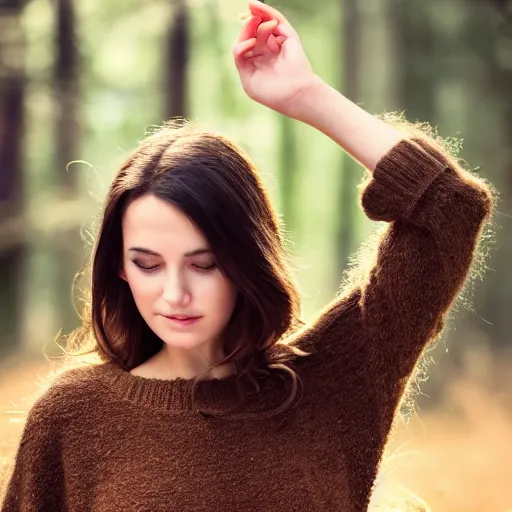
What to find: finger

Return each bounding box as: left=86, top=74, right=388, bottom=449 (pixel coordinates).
left=237, top=14, right=262, bottom=43
left=233, top=37, right=257, bottom=61
left=233, top=38, right=257, bottom=69
left=274, top=21, right=296, bottom=38
left=248, top=0, right=287, bottom=23
left=256, top=19, right=278, bottom=46
left=276, top=36, right=286, bottom=46
left=267, top=34, right=280, bottom=54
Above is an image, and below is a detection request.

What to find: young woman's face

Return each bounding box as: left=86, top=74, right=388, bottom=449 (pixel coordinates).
left=120, top=194, right=238, bottom=354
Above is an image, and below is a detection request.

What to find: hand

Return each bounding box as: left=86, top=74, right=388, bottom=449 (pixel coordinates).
left=233, top=1, right=323, bottom=119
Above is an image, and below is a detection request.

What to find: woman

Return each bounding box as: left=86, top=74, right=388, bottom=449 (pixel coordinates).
left=2, top=1, right=494, bottom=511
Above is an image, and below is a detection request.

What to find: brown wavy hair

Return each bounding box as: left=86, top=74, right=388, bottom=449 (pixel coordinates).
left=65, top=119, right=308, bottom=416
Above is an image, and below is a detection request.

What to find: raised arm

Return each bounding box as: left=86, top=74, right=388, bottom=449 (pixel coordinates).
left=233, top=2, right=495, bottom=415
left=270, top=56, right=494, bottom=386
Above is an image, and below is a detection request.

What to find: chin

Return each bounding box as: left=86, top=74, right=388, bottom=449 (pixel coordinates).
left=156, top=332, right=210, bottom=350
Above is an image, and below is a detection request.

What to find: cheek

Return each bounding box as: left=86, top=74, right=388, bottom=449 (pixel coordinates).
left=200, top=274, right=237, bottom=312
left=125, top=269, right=161, bottom=302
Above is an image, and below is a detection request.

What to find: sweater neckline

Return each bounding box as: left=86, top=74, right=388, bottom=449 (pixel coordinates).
left=96, top=361, right=246, bottom=414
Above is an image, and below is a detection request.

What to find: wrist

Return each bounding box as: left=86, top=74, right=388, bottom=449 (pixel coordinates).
left=284, top=75, right=332, bottom=124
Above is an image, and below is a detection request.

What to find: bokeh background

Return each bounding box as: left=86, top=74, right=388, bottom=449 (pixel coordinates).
left=1, top=0, right=511, bottom=510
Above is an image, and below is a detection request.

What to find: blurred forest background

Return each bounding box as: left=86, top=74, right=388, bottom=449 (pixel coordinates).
left=0, top=0, right=511, bottom=510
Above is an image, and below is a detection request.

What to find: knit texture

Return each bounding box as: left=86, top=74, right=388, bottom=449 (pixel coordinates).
left=1, top=137, right=494, bottom=512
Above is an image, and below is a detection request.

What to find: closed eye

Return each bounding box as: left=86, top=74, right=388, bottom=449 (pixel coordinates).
left=133, top=261, right=159, bottom=272
left=132, top=261, right=217, bottom=272
left=194, top=263, right=217, bottom=271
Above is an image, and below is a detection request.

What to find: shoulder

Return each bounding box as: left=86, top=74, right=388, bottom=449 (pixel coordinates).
left=25, top=363, right=109, bottom=429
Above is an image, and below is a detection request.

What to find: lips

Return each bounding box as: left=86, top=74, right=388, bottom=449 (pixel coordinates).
left=162, top=314, right=202, bottom=327
left=166, top=315, right=201, bottom=320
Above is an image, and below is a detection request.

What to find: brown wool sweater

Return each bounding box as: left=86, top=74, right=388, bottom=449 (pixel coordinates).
left=2, top=138, right=493, bottom=512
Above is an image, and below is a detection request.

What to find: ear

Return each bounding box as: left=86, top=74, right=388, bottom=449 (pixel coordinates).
left=119, top=266, right=127, bottom=282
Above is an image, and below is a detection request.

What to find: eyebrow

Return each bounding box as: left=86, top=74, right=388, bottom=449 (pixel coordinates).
left=128, top=247, right=212, bottom=257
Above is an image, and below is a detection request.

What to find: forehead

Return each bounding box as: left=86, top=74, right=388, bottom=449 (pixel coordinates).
left=121, top=194, right=207, bottom=249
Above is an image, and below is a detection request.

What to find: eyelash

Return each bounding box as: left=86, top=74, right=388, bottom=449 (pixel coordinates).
left=132, top=261, right=217, bottom=273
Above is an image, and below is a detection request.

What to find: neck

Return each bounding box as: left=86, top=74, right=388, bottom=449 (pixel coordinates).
left=131, top=344, right=237, bottom=381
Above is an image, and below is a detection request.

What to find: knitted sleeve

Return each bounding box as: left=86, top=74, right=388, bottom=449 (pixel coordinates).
left=1, top=390, right=67, bottom=512
left=291, top=136, right=494, bottom=420
left=360, top=136, right=493, bottom=375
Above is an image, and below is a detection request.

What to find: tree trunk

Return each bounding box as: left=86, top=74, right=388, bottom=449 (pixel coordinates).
left=278, top=116, right=299, bottom=235
left=54, top=0, right=80, bottom=197
left=53, top=0, right=82, bottom=340
left=336, top=0, right=361, bottom=275
left=390, top=0, right=436, bottom=123
left=0, top=3, right=27, bottom=356
left=462, top=2, right=512, bottom=349
left=164, top=0, right=190, bottom=119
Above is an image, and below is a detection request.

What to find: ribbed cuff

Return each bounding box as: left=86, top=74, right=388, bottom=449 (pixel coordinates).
left=360, top=137, right=448, bottom=222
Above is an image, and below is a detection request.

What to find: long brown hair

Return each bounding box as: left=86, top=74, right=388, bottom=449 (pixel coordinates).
left=66, top=120, right=309, bottom=416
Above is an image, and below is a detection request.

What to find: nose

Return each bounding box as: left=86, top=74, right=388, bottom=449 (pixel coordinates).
left=162, top=269, right=191, bottom=307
